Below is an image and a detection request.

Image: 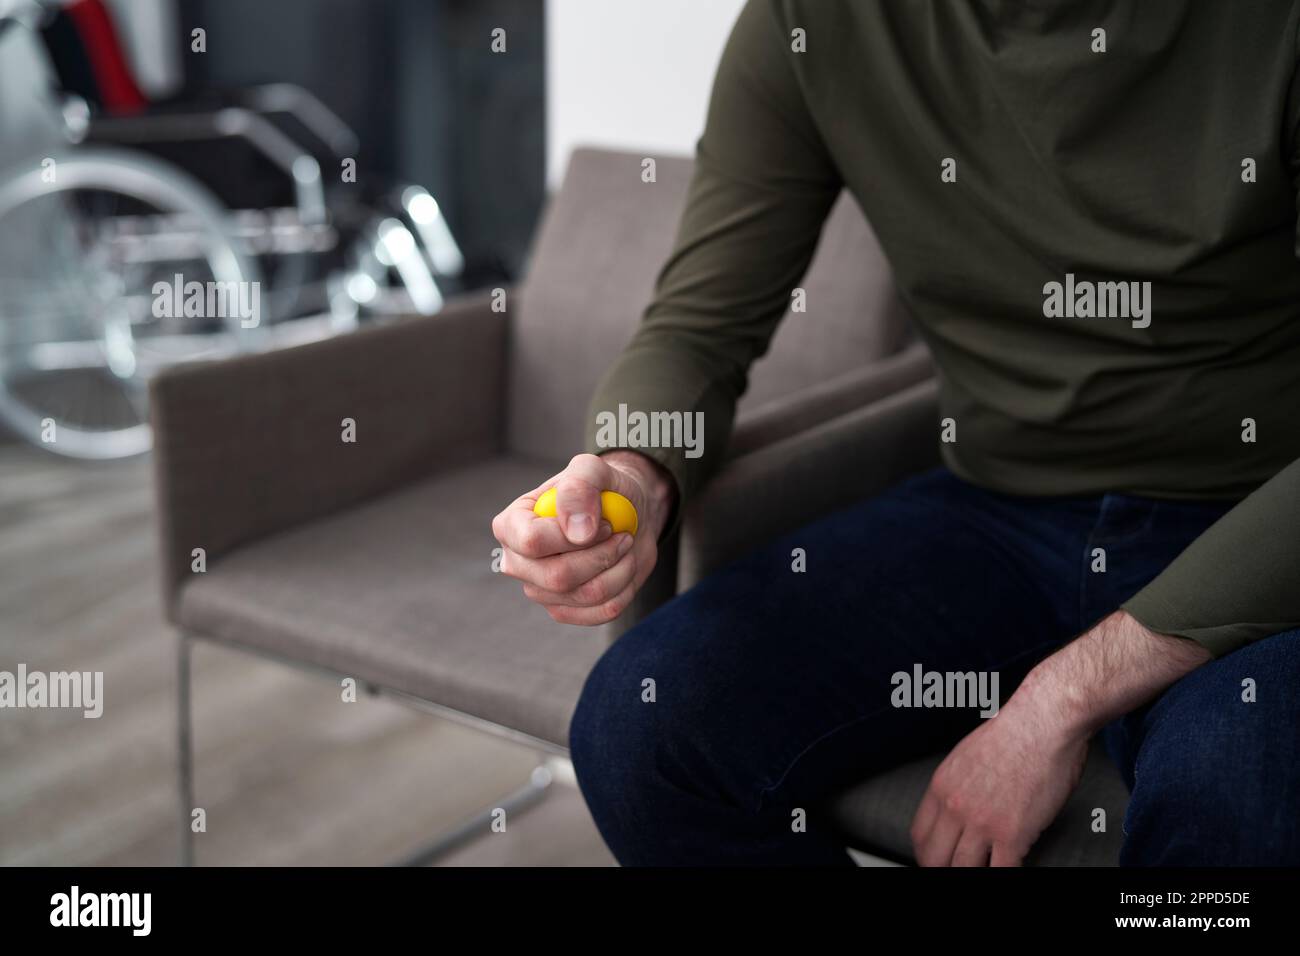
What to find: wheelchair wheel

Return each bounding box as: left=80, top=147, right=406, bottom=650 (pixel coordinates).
left=0, top=147, right=260, bottom=459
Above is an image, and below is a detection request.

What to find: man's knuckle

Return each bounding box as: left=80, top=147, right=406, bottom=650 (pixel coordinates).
left=541, top=563, right=572, bottom=592
left=575, top=577, right=607, bottom=606
left=600, top=543, right=620, bottom=572
left=514, top=528, right=546, bottom=556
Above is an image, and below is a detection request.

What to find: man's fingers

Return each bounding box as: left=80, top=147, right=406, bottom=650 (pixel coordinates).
left=495, top=502, right=611, bottom=558
left=915, top=809, right=963, bottom=867
left=950, top=829, right=992, bottom=867
left=491, top=456, right=609, bottom=557
left=542, top=577, right=638, bottom=626
left=989, top=844, right=1025, bottom=867
left=521, top=537, right=636, bottom=607
left=502, top=529, right=630, bottom=593
left=910, top=789, right=941, bottom=851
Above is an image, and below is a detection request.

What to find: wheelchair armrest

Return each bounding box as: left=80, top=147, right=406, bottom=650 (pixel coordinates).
left=238, top=83, right=360, bottom=158
left=150, top=288, right=509, bottom=620
left=88, top=106, right=326, bottom=222
left=678, top=377, right=942, bottom=588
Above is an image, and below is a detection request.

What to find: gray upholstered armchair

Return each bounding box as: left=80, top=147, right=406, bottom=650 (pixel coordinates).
left=151, top=147, right=1126, bottom=866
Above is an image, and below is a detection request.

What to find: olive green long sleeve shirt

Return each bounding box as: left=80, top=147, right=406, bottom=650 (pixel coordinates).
left=586, top=0, right=1300, bottom=656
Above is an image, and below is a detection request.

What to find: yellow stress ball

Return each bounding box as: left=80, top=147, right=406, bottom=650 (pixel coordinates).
left=533, top=486, right=638, bottom=537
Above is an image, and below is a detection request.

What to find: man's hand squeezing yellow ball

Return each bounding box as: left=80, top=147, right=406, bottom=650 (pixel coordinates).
left=533, top=486, right=638, bottom=536
left=492, top=451, right=675, bottom=627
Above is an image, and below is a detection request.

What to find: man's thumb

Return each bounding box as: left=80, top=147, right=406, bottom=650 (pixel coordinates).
left=554, top=477, right=600, bottom=545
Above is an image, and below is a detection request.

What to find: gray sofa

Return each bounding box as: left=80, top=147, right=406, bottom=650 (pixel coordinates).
left=151, top=147, right=1128, bottom=865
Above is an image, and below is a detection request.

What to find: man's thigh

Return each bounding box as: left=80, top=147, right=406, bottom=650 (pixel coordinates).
left=1108, top=627, right=1300, bottom=865
left=598, top=468, right=1090, bottom=810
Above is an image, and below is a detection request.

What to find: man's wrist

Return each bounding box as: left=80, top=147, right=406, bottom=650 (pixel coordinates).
left=1014, top=646, right=1105, bottom=741
left=1014, top=610, right=1211, bottom=739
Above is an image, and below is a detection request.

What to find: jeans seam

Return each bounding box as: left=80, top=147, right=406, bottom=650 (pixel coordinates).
left=1078, top=498, right=1161, bottom=633
left=1093, top=497, right=1161, bottom=541
left=1077, top=499, right=1104, bottom=636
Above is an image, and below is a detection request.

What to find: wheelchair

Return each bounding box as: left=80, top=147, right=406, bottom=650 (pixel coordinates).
left=0, top=0, right=463, bottom=459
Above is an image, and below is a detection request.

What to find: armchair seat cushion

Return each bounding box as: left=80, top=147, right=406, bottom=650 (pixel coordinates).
left=175, top=454, right=601, bottom=748
left=831, top=739, right=1129, bottom=865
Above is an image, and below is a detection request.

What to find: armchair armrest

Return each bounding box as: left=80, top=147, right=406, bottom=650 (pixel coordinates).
left=150, top=288, right=507, bottom=618
left=728, top=341, right=933, bottom=458
left=679, top=377, right=941, bottom=588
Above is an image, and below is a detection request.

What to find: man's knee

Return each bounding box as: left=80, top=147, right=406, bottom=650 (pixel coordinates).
left=569, top=608, right=685, bottom=798
left=1122, top=757, right=1298, bottom=865
left=570, top=630, right=652, bottom=772
left=568, top=592, right=746, bottom=806
left=1122, top=631, right=1300, bottom=865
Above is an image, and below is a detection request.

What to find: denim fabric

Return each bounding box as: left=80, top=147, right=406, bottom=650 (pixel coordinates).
left=569, top=468, right=1299, bottom=865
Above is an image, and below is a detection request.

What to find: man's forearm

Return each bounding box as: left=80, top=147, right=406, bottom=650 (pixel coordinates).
left=1015, top=610, right=1213, bottom=738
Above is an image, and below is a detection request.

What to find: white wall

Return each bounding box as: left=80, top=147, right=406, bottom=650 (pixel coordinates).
left=545, top=0, right=746, bottom=187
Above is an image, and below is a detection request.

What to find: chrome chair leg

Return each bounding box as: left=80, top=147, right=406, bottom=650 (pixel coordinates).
left=177, top=631, right=195, bottom=867
left=393, top=760, right=561, bottom=867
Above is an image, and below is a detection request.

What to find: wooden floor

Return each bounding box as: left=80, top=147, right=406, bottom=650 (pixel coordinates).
left=0, top=443, right=614, bottom=866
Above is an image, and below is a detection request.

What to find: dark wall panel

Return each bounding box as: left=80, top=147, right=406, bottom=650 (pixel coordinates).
left=178, top=0, right=545, bottom=287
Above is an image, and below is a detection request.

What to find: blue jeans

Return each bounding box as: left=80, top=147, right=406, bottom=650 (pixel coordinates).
left=569, top=468, right=1300, bottom=865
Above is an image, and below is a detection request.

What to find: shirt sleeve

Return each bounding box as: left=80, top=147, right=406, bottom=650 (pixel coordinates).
left=1125, top=36, right=1300, bottom=656
left=584, top=0, right=841, bottom=529
left=1123, top=458, right=1300, bottom=656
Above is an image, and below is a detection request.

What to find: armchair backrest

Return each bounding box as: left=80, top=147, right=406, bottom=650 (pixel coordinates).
left=505, top=147, right=910, bottom=462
